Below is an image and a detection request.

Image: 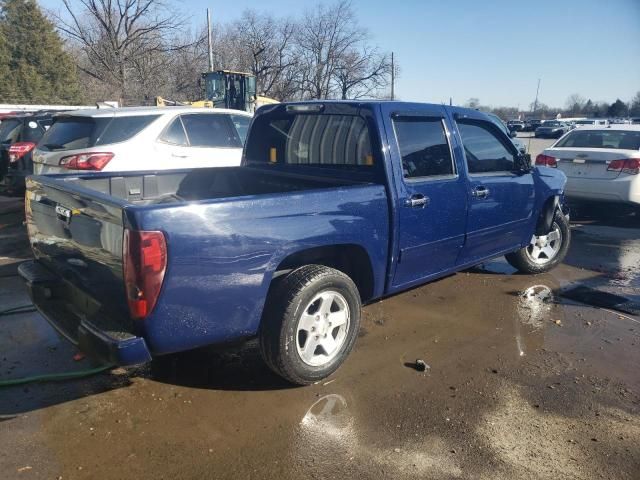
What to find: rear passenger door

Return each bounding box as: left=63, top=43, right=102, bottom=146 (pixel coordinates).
left=453, top=111, right=535, bottom=263
left=383, top=104, right=469, bottom=289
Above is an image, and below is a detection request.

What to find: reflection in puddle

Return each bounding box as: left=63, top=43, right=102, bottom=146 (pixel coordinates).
left=518, top=285, right=553, bottom=330
left=514, top=285, right=553, bottom=357
left=300, top=394, right=352, bottom=436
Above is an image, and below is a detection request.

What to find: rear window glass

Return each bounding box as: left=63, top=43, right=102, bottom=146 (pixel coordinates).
left=21, top=120, right=47, bottom=142
left=39, top=115, right=158, bottom=151
left=556, top=130, right=640, bottom=150
left=39, top=117, right=109, bottom=150
left=0, top=119, right=21, bottom=143
left=245, top=113, right=374, bottom=168
left=98, top=115, right=159, bottom=145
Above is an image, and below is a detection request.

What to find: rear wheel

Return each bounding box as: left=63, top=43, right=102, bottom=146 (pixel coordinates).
left=259, top=265, right=361, bottom=385
left=505, top=211, right=570, bottom=274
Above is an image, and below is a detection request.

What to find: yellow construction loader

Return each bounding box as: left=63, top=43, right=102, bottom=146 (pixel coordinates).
left=155, top=70, right=278, bottom=113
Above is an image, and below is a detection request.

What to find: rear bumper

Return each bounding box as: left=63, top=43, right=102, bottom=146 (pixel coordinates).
left=564, top=175, right=640, bottom=205
left=18, top=260, right=152, bottom=366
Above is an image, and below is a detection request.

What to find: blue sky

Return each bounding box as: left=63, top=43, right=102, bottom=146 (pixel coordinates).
left=43, top=0, right=640, bottom=108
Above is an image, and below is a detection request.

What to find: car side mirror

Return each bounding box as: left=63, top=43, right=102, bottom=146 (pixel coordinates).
left=516, top=153, right=532, bottom=172
left=510, top=130, right=518, bottom=138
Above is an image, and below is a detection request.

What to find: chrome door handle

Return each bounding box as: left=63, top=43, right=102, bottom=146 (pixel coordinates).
left=171, top=153, right=188, bottom=158
left=472, top=186, right=490, bottom=198
left=404, top=194, right=429, bottom=208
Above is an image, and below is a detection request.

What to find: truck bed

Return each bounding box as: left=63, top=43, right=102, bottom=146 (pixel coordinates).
left=55, top=166, right=371, bottom=205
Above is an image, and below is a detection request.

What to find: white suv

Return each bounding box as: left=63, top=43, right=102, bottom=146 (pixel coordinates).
left=32, top=107, right=252, bottom=174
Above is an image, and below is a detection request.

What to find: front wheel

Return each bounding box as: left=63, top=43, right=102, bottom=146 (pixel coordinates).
left=259, top=265, right=361, bottom=385
left=505, top=211, right=571, bottom=274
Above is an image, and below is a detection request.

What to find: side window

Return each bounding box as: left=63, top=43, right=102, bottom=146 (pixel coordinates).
left=181, top=114, right=242, bottom=148
left=457, top=120, right=516, bottom=174
left=159, top=117, right=188, bottom=146
left=230, top=114, right=251, bottom=144
left=392, top=116, right=454, bottom=179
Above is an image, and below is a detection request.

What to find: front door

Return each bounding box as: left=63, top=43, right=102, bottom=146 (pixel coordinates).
left=384, top=105, right=468, bottom=289
left=452, top=111, right=535, bottom=263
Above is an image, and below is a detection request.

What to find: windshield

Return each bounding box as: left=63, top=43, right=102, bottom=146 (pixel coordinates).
left=543, top=122, right=562, bottom=127
left=556, top=130, right=640, bottom=150
left=575, top=120, right=593, bottom=125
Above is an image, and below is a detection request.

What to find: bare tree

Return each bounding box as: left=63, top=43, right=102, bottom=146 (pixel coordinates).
left=54, top=0, right=190, bottom=104
left=565, top=93, right=586, bottom=114
left=295, top=0, right=367, bottom=99
left=334, top=47, right=391, bottom=99
left=230, top=11, right=298, bottom=100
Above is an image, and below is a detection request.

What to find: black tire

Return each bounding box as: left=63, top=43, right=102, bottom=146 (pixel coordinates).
left=259, top=265, right=361, bottom=385
left=505, top=211, right=571, bottom=274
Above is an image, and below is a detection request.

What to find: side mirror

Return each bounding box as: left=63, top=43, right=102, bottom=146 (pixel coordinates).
left=516, top=153, right=532, bottom=171
left=510, top=130, right=518, bottom=138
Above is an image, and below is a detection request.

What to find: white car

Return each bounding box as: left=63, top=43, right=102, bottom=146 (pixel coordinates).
left=32, top=107, right=252, bottom=174
left=573, top=118, right=609, bottom=128
left=535, top=125, right=640, bottom=207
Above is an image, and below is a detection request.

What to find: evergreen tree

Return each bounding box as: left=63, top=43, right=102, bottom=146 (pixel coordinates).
left=0, top=0, right=83, bottom=104
left=607, top=99, right=628, bottom=118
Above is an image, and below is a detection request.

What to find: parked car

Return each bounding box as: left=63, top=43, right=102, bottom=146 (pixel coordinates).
left=535, top=121, right=571, bottom=138
left=523, top=119, right=543, bottom=132
left=507, top=120, right=525, bottom=132
left=32, top=107, right=252, bottom=175
left=535, top=125, right=640, bottom=208
left=631, top=117, right=640, bottom=125
left=0, top=112, right=54, bottom=194
left=486, top=112, right=527, bottom=153
left=20, top=101, right=570, bottom=385
left=573, top=119, right=609, bottom=128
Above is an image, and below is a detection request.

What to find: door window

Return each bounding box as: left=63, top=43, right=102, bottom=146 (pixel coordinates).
left=392, top=117, right=454, bottom=179
left=457, top=120, right=516, bottom=174
left=159, top=117, right=188, bottom=146
left=181, top=114, right=241, bottom=148
left=230, top=114, right=251, bottom=144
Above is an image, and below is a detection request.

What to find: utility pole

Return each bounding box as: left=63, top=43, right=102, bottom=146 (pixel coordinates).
left=532, top=78, right=541, bottom=113
left=390, top=52, right=395, bottom=100
left=207, top=8, right=214, bottom=72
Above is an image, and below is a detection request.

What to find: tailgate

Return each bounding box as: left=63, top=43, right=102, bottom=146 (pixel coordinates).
left=24, top=176, right=132, bottom=334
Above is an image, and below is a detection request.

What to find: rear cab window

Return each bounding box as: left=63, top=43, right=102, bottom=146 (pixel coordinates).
left=245, top=112, right=374, bottom=169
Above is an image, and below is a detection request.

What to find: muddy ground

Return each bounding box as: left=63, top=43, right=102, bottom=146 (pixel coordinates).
left=1, top=194, right=639, bottom=480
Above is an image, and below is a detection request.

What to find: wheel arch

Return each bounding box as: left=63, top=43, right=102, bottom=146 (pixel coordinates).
left=535, top=195, right=560, bottom=235
left=271, top=244, right=376, bottom=303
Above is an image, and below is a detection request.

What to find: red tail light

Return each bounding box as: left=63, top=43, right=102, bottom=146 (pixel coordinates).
left=59, top=152, right=114, bottom=170
left=8, top=142, right=36, bottom=162
left=535, top=154, right=557, bottom=167
left=607, top=158, right=639, bottom=175
left=123, top=229, right=167, bottom=320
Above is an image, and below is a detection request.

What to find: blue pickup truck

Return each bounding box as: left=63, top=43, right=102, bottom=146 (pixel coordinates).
left=20, top=101, right=570, bottom=385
